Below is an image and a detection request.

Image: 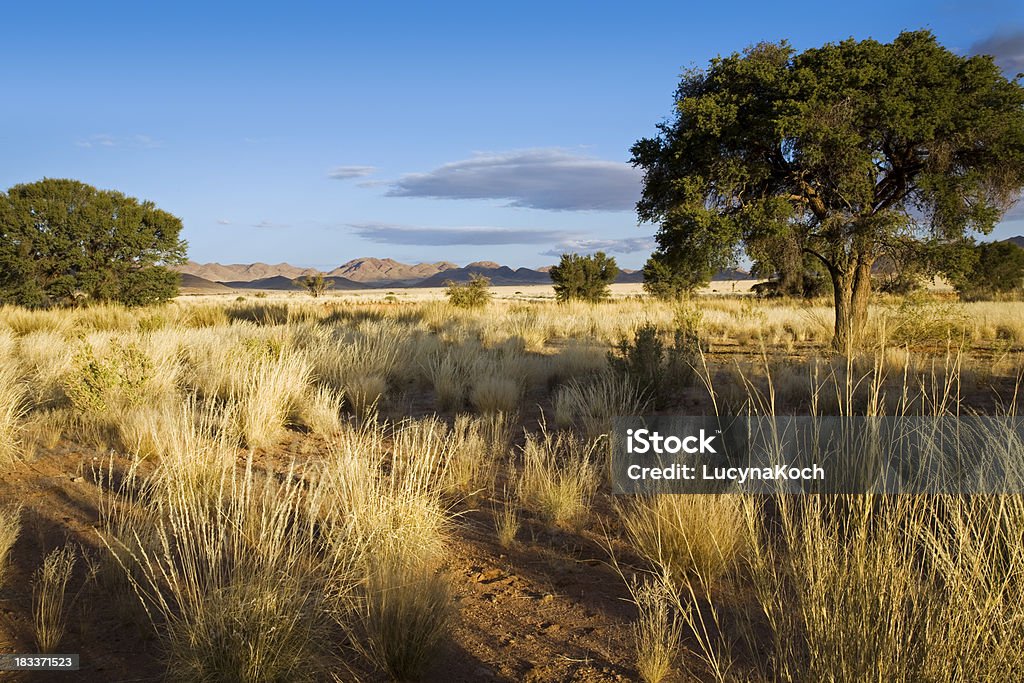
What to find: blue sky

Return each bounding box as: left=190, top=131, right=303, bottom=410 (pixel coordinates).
left=3, top=1, right=1024, bottom=270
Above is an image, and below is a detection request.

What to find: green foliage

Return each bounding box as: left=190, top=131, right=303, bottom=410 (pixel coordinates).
left=953, top=241, right=1024, bottom=300
left=632, top=31, right=1024, bottom=347
left=294, top=273, right=332, bottom=298
left=549, top=252, right=619, bottom=302
left=642, top=253, right=710, bottom=300
left=748, top=231, right=829, bottom=298
left=445, top=273, right=492, bottom=309
left=0, top=179, right=187, bottom=307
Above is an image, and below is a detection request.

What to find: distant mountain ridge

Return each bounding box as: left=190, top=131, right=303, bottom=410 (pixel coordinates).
left=178, top=258, right=459, bottom=285
left=175, top=257, right=752, bottom=291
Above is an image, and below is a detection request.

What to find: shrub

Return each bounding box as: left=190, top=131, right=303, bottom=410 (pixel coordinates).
left=445, top=273, right=492, bottom=309
left=550, top=251, right=619, bottom=302
left=608, top=315, right=703, bottom=408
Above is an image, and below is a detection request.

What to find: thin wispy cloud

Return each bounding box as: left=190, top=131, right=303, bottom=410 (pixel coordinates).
left=216, top=219, right=232, bottom=225
left=386, top=148, right=642, bottom=211
left=75, top=133, right=163, bottom=149
left=349, top=222, right=576, bottom=246
left=1003, top=198, right=1024, bottom=221
left=328, top=165, right=377, bottom=180
left=252, top=220, right=290, bottom=229
left=970, top=29, right=1024, bottom=74
left=540, top=237, right=655, bottom=257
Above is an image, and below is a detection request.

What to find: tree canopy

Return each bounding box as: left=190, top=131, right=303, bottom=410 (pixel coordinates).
left=0, top=179, right=187, bottom=307
left=549, top=252, right=619, bottom=302
left=632, top=30, right=1024, bottom=349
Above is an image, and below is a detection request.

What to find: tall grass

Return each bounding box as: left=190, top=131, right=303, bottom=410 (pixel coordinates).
left=102, top=454, right=348, bottom=682
left=628, top=573, right=681, bottom=683
left=0, top=359, right=26, bottom=464
left=621, top=495, right=748, bottom=589
left=321, top=419, right=456, bottom=679
left=616, top=359, right=1024, bottom=682
left=33, top=546, right=76, bottom=653
left=552, top=372, right=650, bottom=440
left=517, top=426, right=600, bottom=529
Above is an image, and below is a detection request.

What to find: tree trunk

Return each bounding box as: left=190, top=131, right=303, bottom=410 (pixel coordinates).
left=831, top=258, right=874, bottom=353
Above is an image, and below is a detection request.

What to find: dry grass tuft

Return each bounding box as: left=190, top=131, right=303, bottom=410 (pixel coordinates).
left=33, top=545, right=76, bottom=653
left=469, top=376, right=521, bottom=414
left=629, top=574, right=681, bottom=683
left=0, top=359, right=27, bottom=464
left=518, top=427, right=600, bottom=529
left=493, top=489, right=520, bottom=549
left=621, top=494, right=749, bottom=588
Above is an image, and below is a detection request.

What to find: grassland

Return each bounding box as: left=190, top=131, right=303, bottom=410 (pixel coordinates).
left=0, top=292, right=1021, bottom=681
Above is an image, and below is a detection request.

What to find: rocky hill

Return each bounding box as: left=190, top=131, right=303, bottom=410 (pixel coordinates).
left=176, top=261, right=319, bottom=282
left=327, top=258, right=458, bottom=284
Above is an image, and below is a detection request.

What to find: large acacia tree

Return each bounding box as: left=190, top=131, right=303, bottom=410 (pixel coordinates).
left=632, top=31, right=1024, bottom=350
left=0, top=179, right=187, bottom=306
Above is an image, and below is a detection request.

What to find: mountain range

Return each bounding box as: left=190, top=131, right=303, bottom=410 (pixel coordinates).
left=175, top=257, right=662, bottom=292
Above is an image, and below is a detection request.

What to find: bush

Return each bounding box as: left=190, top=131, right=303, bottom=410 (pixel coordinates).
left=445, top=273, right=492, bottom=309
left=608, top=312, right=704, bottom=407
left=550, top=252, right=618, bottom=302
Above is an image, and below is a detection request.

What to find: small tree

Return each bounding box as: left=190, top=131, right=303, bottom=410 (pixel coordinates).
left=295, top=273, right=332, bottom=298
left=549, top=252, right=619, bottom=302
left=445, top=273, right=492, bottom=308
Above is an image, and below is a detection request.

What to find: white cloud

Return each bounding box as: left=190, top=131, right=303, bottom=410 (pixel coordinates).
left=540, top=237, right=655, bottom=257
left=328, top=165, right=377, bottom=179
left=349, top=221, right=576, bottom=246
left=75, top=133, right=163, bottom=149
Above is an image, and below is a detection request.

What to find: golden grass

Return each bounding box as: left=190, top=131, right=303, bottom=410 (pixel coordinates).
left=629, top=574, right=681, bottom=683
left=0, top=360, right=26, bottom=464
left=33, top=545, right=76, bottom=654
left=621, top=494, right=749, bottom=588
left=518, top=426, right=600, bottom=529
left=0, top=294, right=1021, bottom=680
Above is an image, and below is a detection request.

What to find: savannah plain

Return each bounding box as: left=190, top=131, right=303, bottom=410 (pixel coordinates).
left=1, top=283, right=1023, bottom=682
